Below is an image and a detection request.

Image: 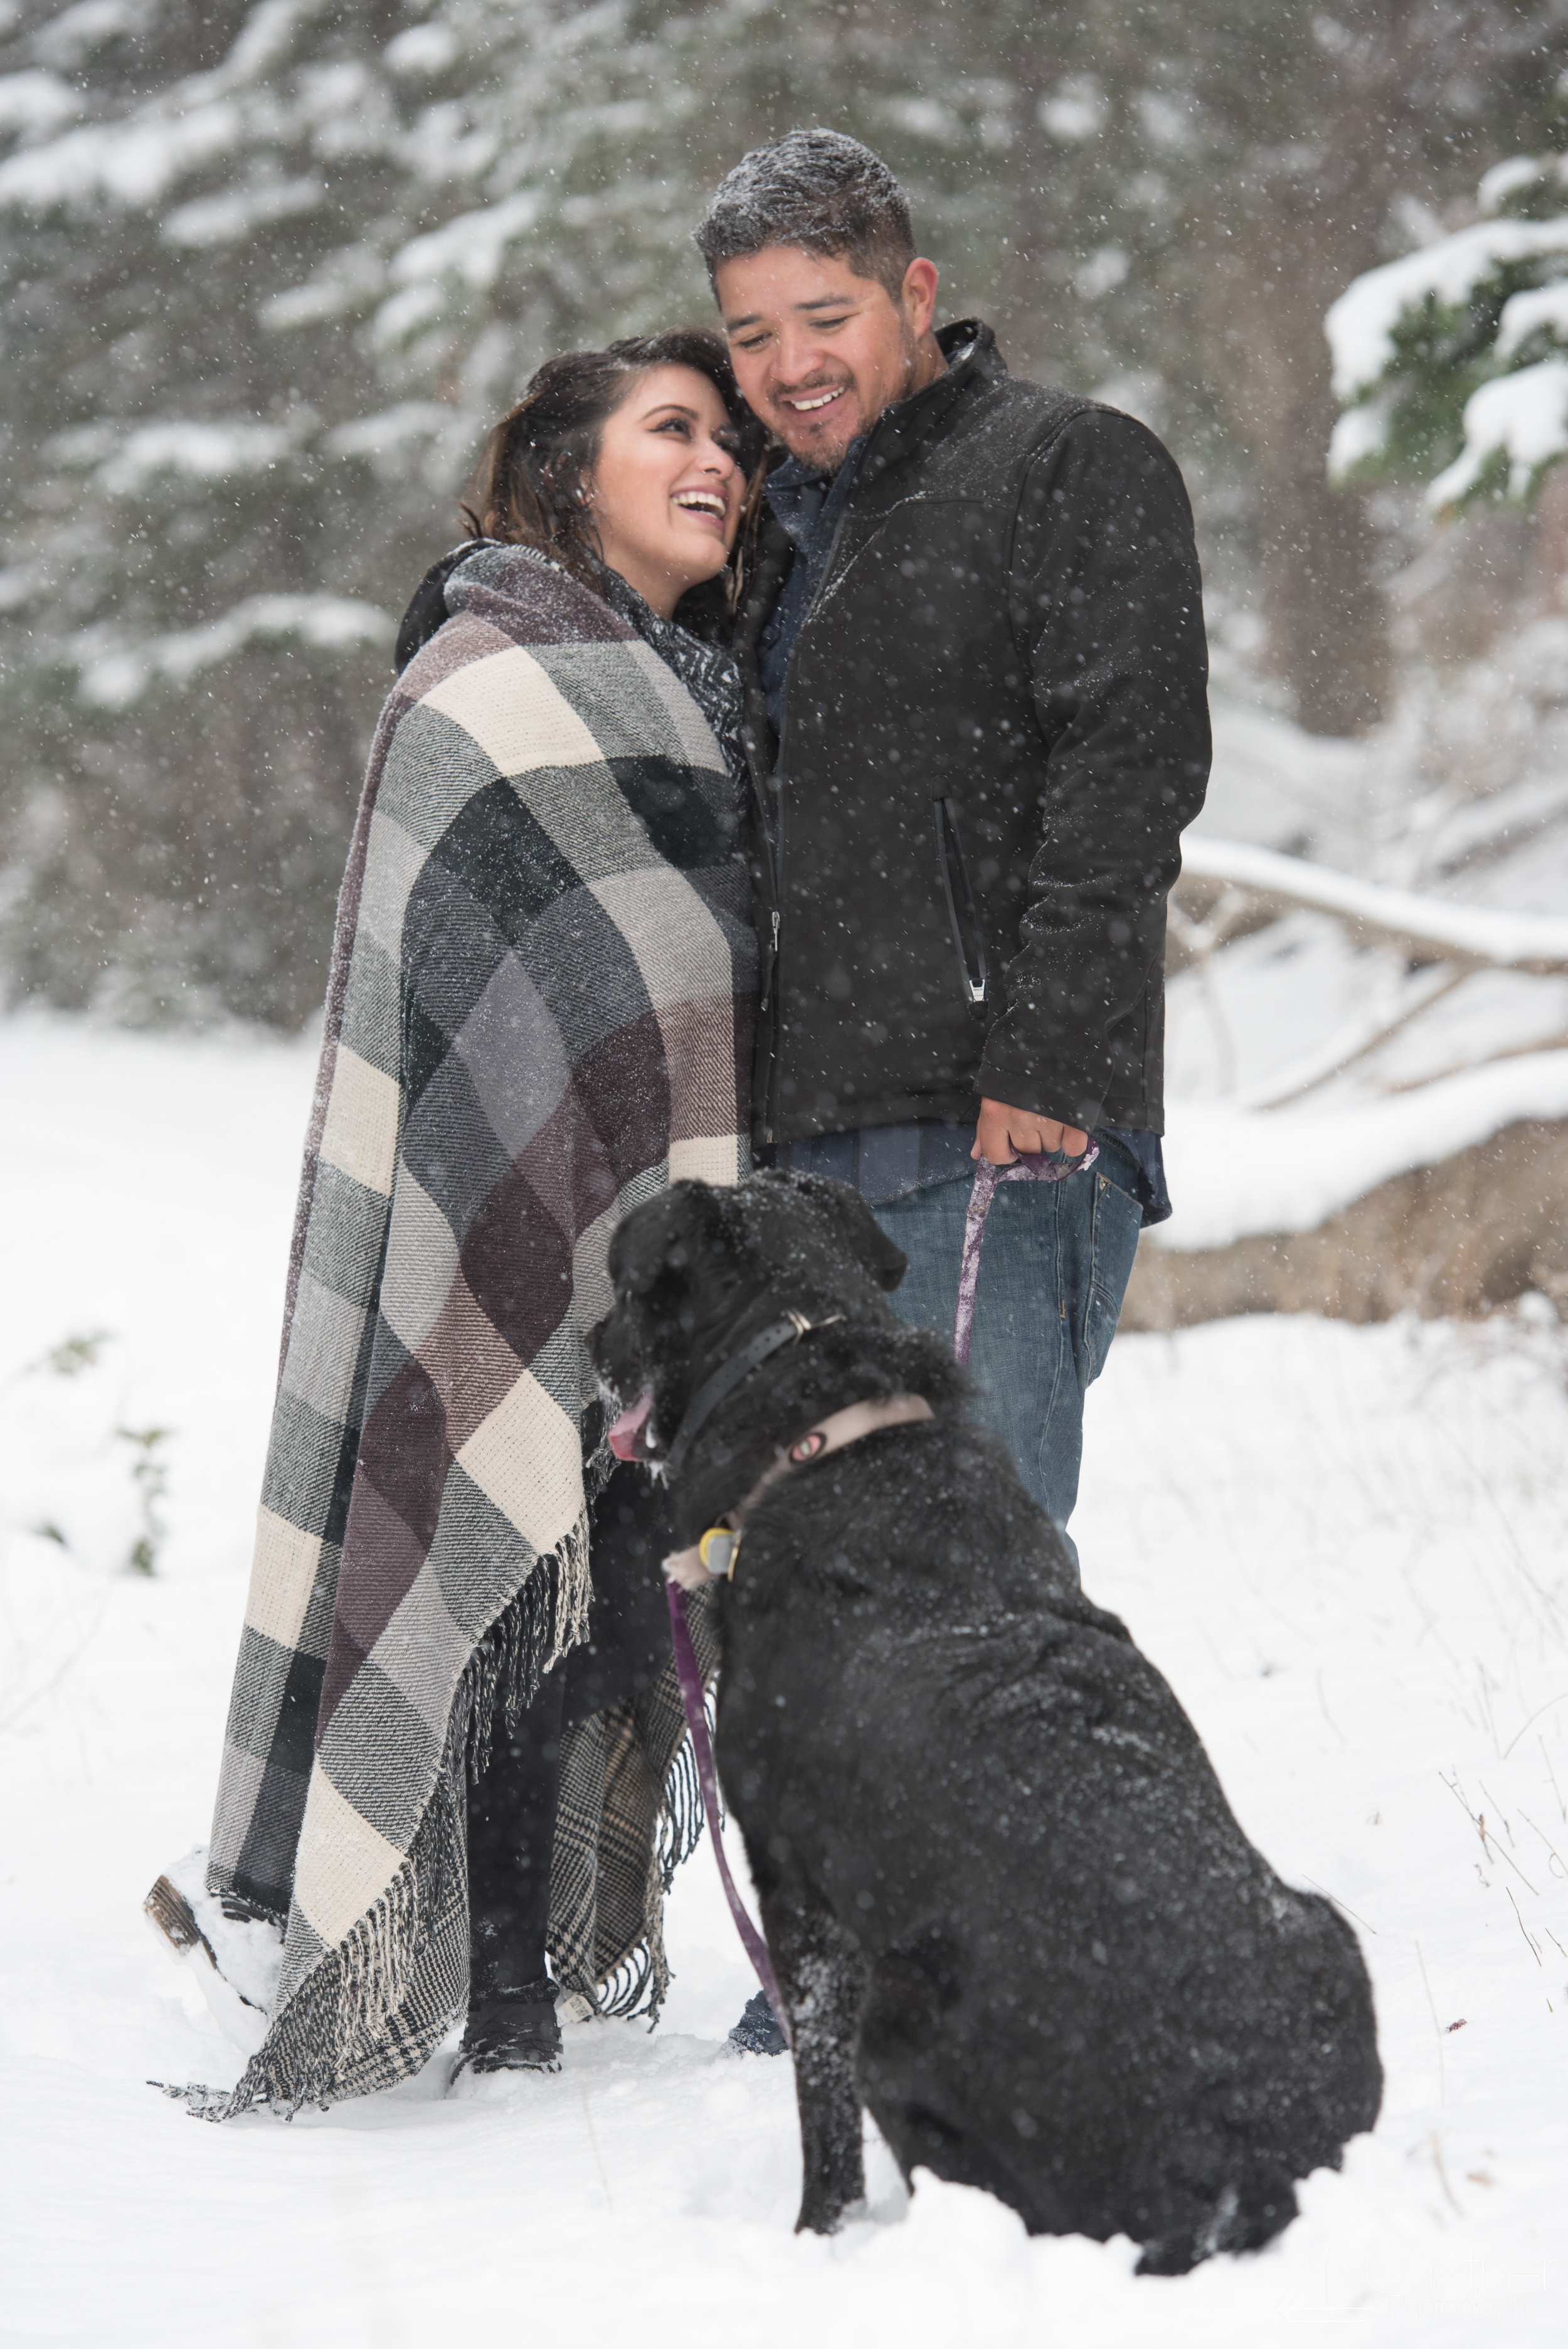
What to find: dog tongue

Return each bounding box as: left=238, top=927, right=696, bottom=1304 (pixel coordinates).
left=607, top=1392, right=654, bottom=1461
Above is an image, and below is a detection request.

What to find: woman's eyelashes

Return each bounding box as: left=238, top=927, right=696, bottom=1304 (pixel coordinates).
left=649, top=413, right=740, bottom=463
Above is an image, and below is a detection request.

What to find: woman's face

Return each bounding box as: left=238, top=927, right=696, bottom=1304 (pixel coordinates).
left=586, top=364, right=743, bottom=618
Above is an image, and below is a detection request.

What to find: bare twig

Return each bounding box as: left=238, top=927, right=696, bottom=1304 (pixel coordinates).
left=1239, top=963, right=1467, bottom=1111
left=1316, top=1670, right=1348, bottom=1747
left=1441, top=1773, right=1540, bottom=1895
left=1303, top=1877, right=1377, bottom=1936
left=1517, top=1810, right=1568, bottom=1879
left=1416, top=1943, right=1445, bottom=2104
left=1387, top=1026, right=1568, bottom=1096
left=1430, top=2131, right=1463, bottom=2215
left=1506, top=1886, right=1544, bottom=1966
left=1500, top=1694, right=1568, bottom=1760
left=1478, top=1783, right=1518, bottom=1847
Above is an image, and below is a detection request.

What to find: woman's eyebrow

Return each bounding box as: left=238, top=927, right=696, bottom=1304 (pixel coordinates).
left=637, top=401, right=702, bottom=423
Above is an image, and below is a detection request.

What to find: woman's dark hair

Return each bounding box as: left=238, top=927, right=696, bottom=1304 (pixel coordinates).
left=460, top=329, right=765, bottom=597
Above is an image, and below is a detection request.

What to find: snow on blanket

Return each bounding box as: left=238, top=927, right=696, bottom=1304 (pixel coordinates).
left=3, top=1014, right=1567, bottom=2348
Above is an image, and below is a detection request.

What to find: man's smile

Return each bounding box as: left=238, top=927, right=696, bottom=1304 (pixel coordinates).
left=779, top=382, right=849, bottom=415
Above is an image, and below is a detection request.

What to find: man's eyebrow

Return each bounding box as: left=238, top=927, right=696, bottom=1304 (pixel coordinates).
left=723, top=295, right=856, bottom=331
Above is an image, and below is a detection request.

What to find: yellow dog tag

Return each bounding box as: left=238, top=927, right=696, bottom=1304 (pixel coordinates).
left=698, top=1525, right=740, bottom=1581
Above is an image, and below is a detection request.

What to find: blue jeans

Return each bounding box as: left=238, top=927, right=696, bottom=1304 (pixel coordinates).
left=871, top=1140, right=1145, bottom=1562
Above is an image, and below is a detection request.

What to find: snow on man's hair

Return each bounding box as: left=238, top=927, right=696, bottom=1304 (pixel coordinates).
left=694, top=129, right=916, bottom=300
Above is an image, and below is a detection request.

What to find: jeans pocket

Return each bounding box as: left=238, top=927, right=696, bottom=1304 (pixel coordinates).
left=1081, top=1170, right=1143, bottom=1386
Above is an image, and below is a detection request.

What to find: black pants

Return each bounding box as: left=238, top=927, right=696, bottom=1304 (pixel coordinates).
left=466, top=1465, right=674, bottom=1998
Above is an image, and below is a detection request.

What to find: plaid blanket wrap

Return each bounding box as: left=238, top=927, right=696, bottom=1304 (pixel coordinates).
left=196, top=543, right=753, bottom=2116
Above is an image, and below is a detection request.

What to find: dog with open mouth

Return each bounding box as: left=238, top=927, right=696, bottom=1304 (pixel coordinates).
left=590, top=1169, right=1382, bottom=2271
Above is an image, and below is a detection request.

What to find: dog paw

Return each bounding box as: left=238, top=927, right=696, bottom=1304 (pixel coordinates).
left=794, top=2192, right=867, bottom=2236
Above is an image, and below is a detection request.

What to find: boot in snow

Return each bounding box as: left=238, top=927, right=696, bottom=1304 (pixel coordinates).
left=728, top=1990, right=788, bottom=2056
left=460, top=1978, right=562, bottom=2074
left=144, top=1853, right=280, bottom=2054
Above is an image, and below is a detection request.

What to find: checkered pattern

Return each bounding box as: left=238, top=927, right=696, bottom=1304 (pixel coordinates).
left=196, top=544, right=753, bottom=2116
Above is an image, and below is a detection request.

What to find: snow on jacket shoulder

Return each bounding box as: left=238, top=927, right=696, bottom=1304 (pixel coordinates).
left=735, top=321, right=1210, bottom=1145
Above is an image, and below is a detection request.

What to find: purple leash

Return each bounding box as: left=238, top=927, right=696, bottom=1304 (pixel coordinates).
left=666, top=1581, right=794, bottom=2049
left=953, top=1143, right=1098, bottom=1365
left=665, top=1140, right=1096, bottom=2049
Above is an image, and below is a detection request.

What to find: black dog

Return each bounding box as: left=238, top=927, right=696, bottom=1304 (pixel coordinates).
left=591, top=1171, right=1382, bottom=2272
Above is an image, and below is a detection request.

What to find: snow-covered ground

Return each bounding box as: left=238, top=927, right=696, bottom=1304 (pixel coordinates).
left=4, top=1014, right=1568, bottom=2346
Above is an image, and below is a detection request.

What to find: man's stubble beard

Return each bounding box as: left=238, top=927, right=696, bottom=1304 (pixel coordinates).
left=797, top=311, right=921, bottom=479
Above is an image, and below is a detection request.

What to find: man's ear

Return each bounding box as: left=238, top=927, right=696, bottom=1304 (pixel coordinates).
left=901, top=255, right=940, bottom=341
left=783, top=1170, right=908, bottom=1292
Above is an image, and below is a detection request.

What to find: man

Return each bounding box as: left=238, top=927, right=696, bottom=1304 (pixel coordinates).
left=696, top=128, right=1210, bottom=1552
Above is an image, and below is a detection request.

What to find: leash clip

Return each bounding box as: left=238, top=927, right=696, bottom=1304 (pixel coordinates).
left=784, top=1308, right=843, bottom=1340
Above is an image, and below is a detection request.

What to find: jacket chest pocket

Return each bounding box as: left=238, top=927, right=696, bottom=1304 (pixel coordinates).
left=933, top=796, right=988, bottom=1015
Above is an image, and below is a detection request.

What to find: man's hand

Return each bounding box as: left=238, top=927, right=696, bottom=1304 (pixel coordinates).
left=972, top=1097, right=1088, bottom=1167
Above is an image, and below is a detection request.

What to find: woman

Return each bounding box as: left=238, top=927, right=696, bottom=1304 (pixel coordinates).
left=176, top=332, right=760, bottom=2113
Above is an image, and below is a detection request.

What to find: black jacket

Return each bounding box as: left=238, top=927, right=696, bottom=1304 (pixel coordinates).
left=736, top=322, right=1210, bottom=1146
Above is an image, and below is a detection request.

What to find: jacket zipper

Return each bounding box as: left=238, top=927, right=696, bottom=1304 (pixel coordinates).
left=760, top=481, right=863, bottom=1145
left=934, top=796, right=989, bottom=1010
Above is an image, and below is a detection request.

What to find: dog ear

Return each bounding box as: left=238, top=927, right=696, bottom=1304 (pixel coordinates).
left=607, top=1180, right=730, bottom=1296
left=776, top=1170, right=909, bottom=1292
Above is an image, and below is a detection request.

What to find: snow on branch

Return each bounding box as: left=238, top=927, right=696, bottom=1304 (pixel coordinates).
left=1327, top=213, right=1568, bottom=405
left=1177, top=837, right=1568, bottom=976
left=77, top=595, right=395, bottom=708
left=1326, top=152, right=1568, bottom=510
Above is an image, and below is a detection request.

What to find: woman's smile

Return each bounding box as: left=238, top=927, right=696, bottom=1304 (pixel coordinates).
left=588, top=362, right=743, bottom=614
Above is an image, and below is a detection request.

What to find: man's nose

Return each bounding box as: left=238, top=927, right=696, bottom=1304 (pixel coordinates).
left=771, top=334, right=829, bottom=388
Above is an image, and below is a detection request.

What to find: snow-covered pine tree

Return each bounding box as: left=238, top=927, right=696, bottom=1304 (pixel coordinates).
left=1328, top=141, right=1568, bottom=514
left=0, top=0, right=996, bottom=1024
left=7, top=0, right=1559, bottom=1027
left=0, top=0, right=771, bottom=1026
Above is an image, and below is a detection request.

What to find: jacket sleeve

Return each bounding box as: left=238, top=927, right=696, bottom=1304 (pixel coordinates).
left=975, top=410, right=1210, bottom=1129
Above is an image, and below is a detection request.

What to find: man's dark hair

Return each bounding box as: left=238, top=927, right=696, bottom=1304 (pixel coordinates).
left=694, top=129, right=916, bottom=302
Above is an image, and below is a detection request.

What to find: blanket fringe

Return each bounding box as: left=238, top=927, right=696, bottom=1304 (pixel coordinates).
left=654, top=1690, right=715, bottom=1892
left=178, top=1525, right=597, bottom=2121
left=177, top=1741, right=470, bottom=2121
left=462, top=1501, right=596, bottom=1784
left=562, top=1684, right=718, bottom=2027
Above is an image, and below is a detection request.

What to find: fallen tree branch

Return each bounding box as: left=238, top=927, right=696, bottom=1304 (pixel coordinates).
left=1240, top=965, right=1468, bottom=1111
left=1176, top=838, right=1568, bottom=975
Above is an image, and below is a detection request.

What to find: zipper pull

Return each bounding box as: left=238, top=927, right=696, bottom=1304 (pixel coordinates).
left=760, top=906, right=781, bottom=1013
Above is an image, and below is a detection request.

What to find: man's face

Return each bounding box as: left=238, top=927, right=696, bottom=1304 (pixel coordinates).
left=716, top=244, right=940, bottom=473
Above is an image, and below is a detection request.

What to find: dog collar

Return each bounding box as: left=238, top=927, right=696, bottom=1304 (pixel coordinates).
left=670, top=1391, right=936, bottom=1583
left=659, top=1308, right=844, bottom=1483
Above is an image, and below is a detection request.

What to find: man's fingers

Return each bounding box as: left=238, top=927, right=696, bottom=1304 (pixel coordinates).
left=974, top=1101, right=1090, bottom=1165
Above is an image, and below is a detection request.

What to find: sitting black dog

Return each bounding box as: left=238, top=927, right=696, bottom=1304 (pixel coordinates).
left=591, top=1170, right=1382, bottom=2272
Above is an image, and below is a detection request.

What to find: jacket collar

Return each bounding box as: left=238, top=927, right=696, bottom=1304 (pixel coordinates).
left=735, top=322, right=1003, bottom=664
left=761, top=317, right=1003, bottom=502
left=856, top=317, right=1002, bottom=484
